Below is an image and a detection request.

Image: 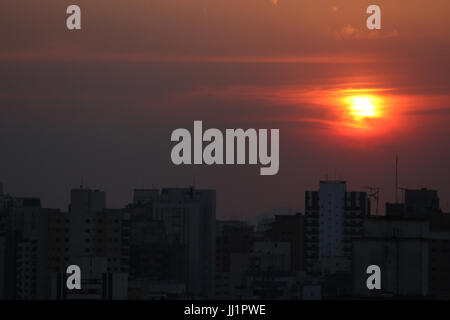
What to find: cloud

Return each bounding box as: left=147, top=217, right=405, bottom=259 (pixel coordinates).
left=331, top=25, right=400, bottom=40
left=0, top=45, right=382, bottom=64
left=185, top=78, right=450, bottom=140
left=339, top=25, right=357, bottom=38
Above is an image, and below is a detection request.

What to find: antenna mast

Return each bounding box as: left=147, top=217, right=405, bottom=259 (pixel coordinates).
left=365, top=186, right=380, bottom=216
left=395, top=155, right=399, bottom=203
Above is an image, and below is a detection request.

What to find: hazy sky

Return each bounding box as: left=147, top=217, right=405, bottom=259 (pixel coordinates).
left=0, top=1, right=449, bottom=218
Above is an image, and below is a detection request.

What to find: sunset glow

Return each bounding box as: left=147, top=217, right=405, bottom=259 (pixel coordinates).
left=349, top=96, right=376, bottom=119
left=0, top=0, right=449, bottom=230
left=336, top=91, right=387, bottom=132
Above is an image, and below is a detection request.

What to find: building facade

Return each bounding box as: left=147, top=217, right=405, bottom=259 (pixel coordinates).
left=305, top=181, right=369, bottom=275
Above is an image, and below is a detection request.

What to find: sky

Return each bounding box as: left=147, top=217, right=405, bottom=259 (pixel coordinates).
left=0, top=1, right=449, bottom=218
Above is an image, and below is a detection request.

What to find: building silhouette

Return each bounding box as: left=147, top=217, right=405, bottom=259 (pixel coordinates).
left=305, top=180, right=370, bottom=275
left=128, top=187, right=216, bottom=299
left=1, top=179, right=450, bottom=300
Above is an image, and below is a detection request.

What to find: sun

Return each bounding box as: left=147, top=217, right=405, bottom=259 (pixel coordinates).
left=349, top=96, right=376, bottom=120
left=345, top=95, right=384, bottom=124
left=321, top=87, right=393, bottom=136
left=338, top=93, right=384, bottom=131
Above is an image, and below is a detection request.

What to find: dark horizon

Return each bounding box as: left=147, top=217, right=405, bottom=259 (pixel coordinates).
left=0, top=174, right=447, bottom=220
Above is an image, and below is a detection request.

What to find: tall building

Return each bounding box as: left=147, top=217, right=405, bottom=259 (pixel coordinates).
left=386, top=188, right=441, bottom=218
left=0, top=191, right=10, bottom=299
left=0, top=186, right=131, bottom=300
left=37, top=208, right=68, bottom=299
left=51, top=256, right=128, bottom=300
left=132, top=189, right=158, bottom=206
left=152, top=187, right=216, bottom=299
left=0, top=189, right=63, bottom=300
left=305, top=180, right=369, bottom=275
left=215, top=220, right=253, bottom=299
left=67, top=187, right=130, bottom=280
left=247, top=240, right=297, bottom=299
left=128, top=194, right=186, bottom=299
left=428, top=214, right=450, bottom=297
left=352, top=218, right=430, bottom=297
left=264, top=214, right=305, bottom=272
left=8, top=197, right=42, bottom=300
left=405, top=188, right=441, bottom=215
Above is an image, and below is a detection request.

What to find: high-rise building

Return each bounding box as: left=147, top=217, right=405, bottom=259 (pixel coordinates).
left=8, top=197, right=42, bottom=300
left=0, top=185, right=130, bottom=300
left=67, top=187, right=130, bottom=278
left=0, top=191, right=62, bottom=300
left=51, top=256, right=128, bottom=300
left=405, top=188, right=441, bottom=215
left=386, top=188, right=441, bottom=218
left=428, top=214, right=450, bottom=297
left=215, top=220, right=253, bottom=299
left=132, top=189, right=158, bottom=206
left=127, top=193, right=186, bottom=300
left=305, top=180, right=369, bottom=275
left=352, top=218, right=431, bottom=297
left=264, top=214, right=305, bottom=272
left=152, top=187, right=216, bottom=299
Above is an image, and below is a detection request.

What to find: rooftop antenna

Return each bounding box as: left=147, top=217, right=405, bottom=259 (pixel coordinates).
left=395, top=155, right=399, bottom=203
left=398, top=187, right=407, bottom=203
left=364, top=186, right=380, bottom=216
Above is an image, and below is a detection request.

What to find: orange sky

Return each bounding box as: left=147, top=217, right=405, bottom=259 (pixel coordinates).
left=1, top=0, right=450, bottom=60
left=0, top=0, right=449, bottom=216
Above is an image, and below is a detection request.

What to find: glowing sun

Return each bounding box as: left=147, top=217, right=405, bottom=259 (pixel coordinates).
left=339, top=93, right=385, bottom=131
left=349, top=96, right=376, bottom=120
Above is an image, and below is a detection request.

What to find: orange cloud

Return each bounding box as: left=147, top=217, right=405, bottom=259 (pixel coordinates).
left=332, top=25, right=400, bottom=40
left=0, top=45, right=383, bottom=64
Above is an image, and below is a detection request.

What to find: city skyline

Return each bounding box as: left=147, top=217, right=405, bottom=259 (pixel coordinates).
left=2, top=178, right=449, bottom=299
left=2, top=0, right=450, bottom=306
left=0, top=177, right=446, bottom=218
